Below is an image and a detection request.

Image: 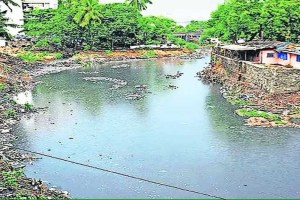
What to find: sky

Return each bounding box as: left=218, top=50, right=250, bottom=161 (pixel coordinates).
left=101, top=0, right=224, bottom=25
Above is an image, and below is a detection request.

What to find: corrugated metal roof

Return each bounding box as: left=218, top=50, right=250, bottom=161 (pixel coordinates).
left=220, top=45, right=256, bottom=51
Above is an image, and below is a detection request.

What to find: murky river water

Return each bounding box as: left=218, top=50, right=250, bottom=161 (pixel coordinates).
left=14, top=58, right=300, bottom=198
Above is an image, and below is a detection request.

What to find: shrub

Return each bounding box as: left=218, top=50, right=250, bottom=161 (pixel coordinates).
left=24, top=102, right=33, bottom=111
left=1, top=169, right=23, bottom=187
left=142, top=50, right=156, bottom=57
left=0, top=82, right=6, bottom=90
left=4, top=109, right=16, bottom=118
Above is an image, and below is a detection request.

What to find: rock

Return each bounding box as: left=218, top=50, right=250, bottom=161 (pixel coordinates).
left=44, top=56, right=55, bottom=61
left=1, top=129, right=10, bottom=134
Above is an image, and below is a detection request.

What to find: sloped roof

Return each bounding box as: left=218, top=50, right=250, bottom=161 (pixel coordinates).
left=221, top=45, right=256, bottom=51
left=276, top=43, right=300, bottom=55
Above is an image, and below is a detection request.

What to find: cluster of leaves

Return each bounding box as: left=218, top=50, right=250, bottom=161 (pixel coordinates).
left=202, top=0, right=300, bottom=43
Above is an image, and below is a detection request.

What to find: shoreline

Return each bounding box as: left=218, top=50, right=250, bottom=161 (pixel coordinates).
left=0, top=48, right=209, bottom=199
left=197, top=63, right=300, bottom=128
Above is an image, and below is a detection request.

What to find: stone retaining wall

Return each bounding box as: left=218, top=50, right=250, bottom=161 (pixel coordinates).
left=212, top=53, right=300, bottom=94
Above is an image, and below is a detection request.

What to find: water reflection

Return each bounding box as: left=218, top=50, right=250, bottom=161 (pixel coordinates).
left=14, top=58, right=300, bottom=198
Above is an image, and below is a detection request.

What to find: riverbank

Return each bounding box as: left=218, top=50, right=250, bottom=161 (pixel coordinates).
left=0, top=47, right=210, bottom=198
left=197, top=62, right=300, bottom=128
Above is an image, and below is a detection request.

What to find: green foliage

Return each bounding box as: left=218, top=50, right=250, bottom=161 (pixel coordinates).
left=24, top=102, right=33, bottom=111
left=289, top=106, right=300, bottom=115
left=183, top=42, right=199, bottom=50
left=104, top=50, right=113, bottom=55
left=202, top=0, right=300, bottom=42
left=142, top=50, right=156, bottom=57
left=236, top=108, right=281, bottom=121
left=125, top=0, right=152, bottom=11
left=1, top=169, right=23, bottom=187
left=17, top=52, right=45, bottom=62
left=228, top=98, right=251, bottom=106
left=0, top=82, right=6, bottom=90
left=184, top=20, right=206, bottom=32
left=4, top=108, right=16, bottom=117
left=274, top=120, right=288, bottom=125
left=17, top=51, right=63, bottom=62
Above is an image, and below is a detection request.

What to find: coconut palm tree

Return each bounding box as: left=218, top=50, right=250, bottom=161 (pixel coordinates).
left=125, top=0, right=152, bottom=11
left=0, top=10, right=16, bottom=37
left=73, top=0, right=102, bottom=46
left=0, top=0, right=19, bottom=11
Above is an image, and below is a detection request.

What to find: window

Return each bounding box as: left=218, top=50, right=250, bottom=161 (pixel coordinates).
left=267, top=53, right=274, bottom=58
left=278, top=52, right=288, bottom=60
left=297, top=55, right=300, bottom=62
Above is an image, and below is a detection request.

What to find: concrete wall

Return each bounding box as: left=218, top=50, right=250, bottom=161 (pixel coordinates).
left=290, top=54, right=300, bottom=69
left=242, top=61, right=300, bottom=93
left=260, top=50, right=278, bottom=65
left=212, top=53, right=300, bottom=94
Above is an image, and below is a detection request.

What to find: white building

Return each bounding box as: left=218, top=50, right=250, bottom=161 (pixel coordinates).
left=0, top=0, right=58, bottom=36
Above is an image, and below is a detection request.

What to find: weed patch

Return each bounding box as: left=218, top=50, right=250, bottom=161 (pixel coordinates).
left=236, top=108, right=281, bottom=121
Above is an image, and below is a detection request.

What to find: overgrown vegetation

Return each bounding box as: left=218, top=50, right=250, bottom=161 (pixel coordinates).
left=23, top=0, right=202, bottom=51
left=236, top=108, right=281, bottom=121
left=202, top=0, right=300, bottom=43
left=17, top=52, right=63, bottom=62
left=24, top=102, right=33, bottom=111
left=4, top=108, right=16, bottom=118
left=1, top=169, right=24, bottom=188
left=0, top=82, right=6, bottom=90
left=142, top=50, right=156, bottom=57
left=228, top=98, right=251, bottom=106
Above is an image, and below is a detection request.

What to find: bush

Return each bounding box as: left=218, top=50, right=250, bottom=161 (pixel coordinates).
left=142, top=50, right=157, bottom=57
left=0, top=83, right=6, bottom=90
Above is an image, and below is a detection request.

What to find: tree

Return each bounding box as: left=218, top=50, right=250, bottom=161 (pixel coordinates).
left=202, top=0, right=300, bottom=43
left=125, top=0, right=152, bottom=11
left=0, top=0, right=18, bottom=11
left=73, top=0, right=102, bottom=46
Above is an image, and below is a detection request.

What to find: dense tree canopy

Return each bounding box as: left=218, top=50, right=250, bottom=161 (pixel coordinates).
left=201, top=0, right=300, bottom=43
left=24, top=1, right=199, bottom=50
left=125, top=0, right=152, bottom=11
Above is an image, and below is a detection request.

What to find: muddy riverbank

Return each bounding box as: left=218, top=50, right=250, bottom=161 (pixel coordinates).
left=0, top=48, right=210, bottom=198
left=197, top=62, right=300, bottom=128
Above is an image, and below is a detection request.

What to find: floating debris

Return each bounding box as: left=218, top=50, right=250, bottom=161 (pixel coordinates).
left=83, top=76, right=128, bottom=89
left=111, top=64, right=130, bottom=69
left=78, top=71, right=100, bottom=74
left=125, top=92, right=145, bottom=100
left=168, top=85, right=178, bottom=89
left=165, top=71, right=184, bottom=79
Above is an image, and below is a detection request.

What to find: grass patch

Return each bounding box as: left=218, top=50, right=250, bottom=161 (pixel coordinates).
left=4, top=108, right=16, bottom=118
left=24, top=102, right=33, bottom=111
left=236, top=108, right=281, bottom=121
left=17, top=51, right=63, bottom=62
left=105, top=50, right=113, bottom=55
left=142, top=50, right=157, bottom=58
left=0, top=82, right=6, bottom=90
left=289, top=106, right=300, bottom=115
left=1, top=169, right=23, bottom=187
left=274, top=120, right=288, bottom=125
left=228, top=98, right=250, bottom=106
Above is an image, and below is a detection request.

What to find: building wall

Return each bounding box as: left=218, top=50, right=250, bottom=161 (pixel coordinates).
left=212, top=53, right=300, bottom=93
left=277, top=53, right=291, bottom=66
left=260, top=50, right=278, bottom=65
left=289, top=54, right=300, bottom=69
left=0, top=0, right=24, bottom=36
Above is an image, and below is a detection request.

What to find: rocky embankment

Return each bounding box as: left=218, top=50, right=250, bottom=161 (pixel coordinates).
left=0, top=54, right=70, bottom=198
left=197, top=63, right=300, bottom=128
left=0, top=47, right=210, bottom=198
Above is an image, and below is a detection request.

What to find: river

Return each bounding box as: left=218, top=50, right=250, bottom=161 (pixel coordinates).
left=14, top=57, right=300, bottom=198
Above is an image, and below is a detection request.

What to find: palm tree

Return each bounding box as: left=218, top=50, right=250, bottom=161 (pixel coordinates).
left=0, top=10, right=16, bottom=37
left=0, top=0, right=19, bottom=11
left=73, top=0, right=102, bottom=46
left=125, top=0, right=153, bottom=11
